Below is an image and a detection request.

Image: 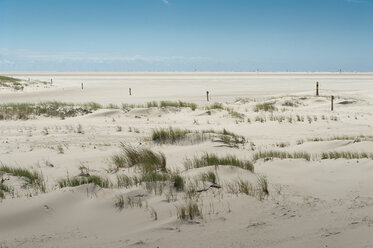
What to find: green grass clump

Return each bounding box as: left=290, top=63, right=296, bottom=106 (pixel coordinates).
left=202, top=128, right=246, bottom=145
left=106, top=103, right=120, bottom=109
left=114, top=143, right=167, bottom=173
left=176, top=201, right=201, bottom=221
left=0, top=101, right=103, bottom=120
left=307, top=135, right=373, bottom=143
left=0, top=165, right=45, bottom=192
left=0, top=75, right=21, bottom=83
left=0, top=75, right=24, bottom=91
left=177, top=101, right=197, bottom=111
left=0, top=182, right=10, bottom=199
left=228, top=110, right=245, bottom=119
left=146, top=101, right=159, bottom=108
left=184, top=153, right=254, bottom=172
left=282, top=100, right=300, bottom=107
left=173, top=175, right=184, bottom=191
left=227, top=176, right=269, bottom=200
left=254, top=103, right=277, bottom=112
left=116, top=174, right=134, bottom=188
left=321, top=151, right=373, bottom=160
left=207, top=102, right=224, bottom=110
left=58, top=175, right=111, bottom=188
left=139, top=172, right=170, bottom=183
left=112, top=154, right=126, bottom=168
left=145, top=100, right=197, bottom=110
left=200, top=171, right=217, bottom=184
left=252, top=150, right=311, bottom=162
left=122, top=103, right=145, bottom=110
left=152, top=127, right=193, bottom=144
left=160, top=101, right=179, bottom=108
left=158, top=101, right=197, bottom=110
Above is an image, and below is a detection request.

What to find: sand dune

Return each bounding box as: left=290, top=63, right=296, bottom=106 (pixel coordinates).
left=0, top=73, right=373, bottom=248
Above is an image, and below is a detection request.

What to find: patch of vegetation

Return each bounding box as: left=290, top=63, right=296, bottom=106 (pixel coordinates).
left=173, top=174, right=185, bottom=191
left=58, top=175, right=111, bottom=188
left=227, top=175, right=269, bottom=200
left=0, top=101, right=102, bottom=120
left=228, top=109, right=245, bottom=120
left=254, top=103, right=277, bottom=112
left=121, top=103, right=145, bottom=111
left=203, top=128, right=246, bottom=145
left=113, top=143, right=167, bottom=173
left=184, top=153, right=254, bottom=172
left=114, top=194, right=144, bottom=210
left=0, top=182, right=10, bottom=199
left=176, top=201, right=202, bottom=221
left=200, top=171, right=217, bottom=184
left=116, top=174, right=134, bottom=188
left=206, top=102, right=224, bottom=110
left=0, top=75, right=24, bottom=90
left=152, top=127, right=193, bottom=144
left=255, top=116, right=266, bottom=123
left=282, top=100, right=300, bottom=107
left=0, top=165, right=45, bottom=192
left=321, top=151, right=373, bottom=160
left=146, top=101, right=159, bottom=108
left=106, top=103, right=120, bottom=109
left=307, top=135, right=373, bottom=143
left=146, top=101, right=197, bottom=110
left=253, top=150, right=311, bottom=162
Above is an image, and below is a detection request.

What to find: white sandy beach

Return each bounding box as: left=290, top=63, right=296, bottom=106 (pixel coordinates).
left=0, top=72, right=373, bottom=248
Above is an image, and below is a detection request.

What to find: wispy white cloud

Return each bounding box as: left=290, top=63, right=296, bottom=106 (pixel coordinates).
left=162, top=0, right=169, bottom=5
left=0, top=48, right=209, bottom=63
left=0, top=48, right=212, bottom=70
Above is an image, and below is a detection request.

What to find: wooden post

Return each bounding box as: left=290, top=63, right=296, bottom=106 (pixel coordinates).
left=81, top=83, right=83, bottom=90
left=316, top=81, right=319, bottom=96
left=206, top=91, right=209, bottom=102
left=50, top=79, right=53, bottom=85
left=129, top=88, right=132, bottom=96
left=331, top=95, right=334, bottom=111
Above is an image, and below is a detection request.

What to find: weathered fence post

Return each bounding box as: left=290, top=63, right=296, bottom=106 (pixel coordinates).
left=316, top=81, right=319, bottom=96
left=206, top=91, right=209, bottom=102
left=50, top=78, right=52, bottom=85
left=129, top=88, right=132, bottom=96
left=331, top=95, right=334, bottom=111
left=81, top=83, right=84, bottom=90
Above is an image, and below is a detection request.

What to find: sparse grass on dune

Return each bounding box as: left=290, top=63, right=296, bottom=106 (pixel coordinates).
left=0, top=75, right=24, bottom=90
left=146, top=101, right=197, bottom=110
left=227, top=175, right=269, bottom=200
left=202, top=128, right=246, bottom=145
left=321, top=151, right=373, bottom=160
left=58, top=175, right=111, bottom=188
left=112, top=143, right=166, bottom=173
left=200, top=171, right=217, bottom=184
left=176, top=201, right=202, bottom=221
left=282, top=100, right=300, bottom=107
left=0, top=101, right=102, bottom=120
left=184, top=153, right=254, bottom=172
left=150, top=127, right=245, bottom=146
left=0, top=165, right=46, bottom=192
left=0, top=75, right=21, bottom=83
left=0, top=182, right=10, bottom=199
left=123, top=101, right=197, bottom=110
left=254, top=103, right=277, bottom=112
left=152, top=127, right=194, bottom=144
left=307, top=135, right=373, bottom=143
left=206, top=102, right=224, bottom=110
left=252, top=150, right=311, bottom=162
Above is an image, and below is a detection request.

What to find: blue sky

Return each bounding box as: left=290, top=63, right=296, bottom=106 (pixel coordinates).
left=0, top=0, right=372, bottom=71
